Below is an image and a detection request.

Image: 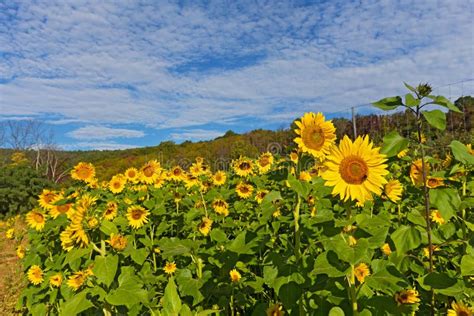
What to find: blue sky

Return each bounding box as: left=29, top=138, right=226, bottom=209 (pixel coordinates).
left=0, top=0, right=473, bottom=150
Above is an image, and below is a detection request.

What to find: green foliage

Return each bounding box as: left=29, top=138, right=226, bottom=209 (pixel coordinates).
left=0, top=164, right=54, bottom=217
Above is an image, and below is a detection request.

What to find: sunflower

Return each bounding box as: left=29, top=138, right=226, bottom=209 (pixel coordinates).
left=49, top=202, right=73, bottom=219
left=381, top=243, right=392, bottom=256
left=229, top=269, right=241, bottom=283
left=348, top=236, right=357, bottom=246
left=153, top=174, right=167, bottom=188
left=38, top=189, right=61, bottom=210
left=233, top=157, right=254, bottom=177
left=397, top=148, right=409, bottom=158
left=294, top=112, right=336, bottom=160
left=49, top=273, right=63, bottom=287
left=212, top=199, right=229, bottom=216
left=273, top=209, right=281, bottom=218
left=6, top=228, right=14, bottom=239
left=257, top=152, right=274, bottom=174
left=255, top=190, right=269, bottom=204
left=354, top=263, right=370, bottom=283
left=426, top=176, right=445, bottom=189
left=299, top=171, right=312, bottom=182
left=106, top=234, right=128, bottom=251
left=236, top=182, right=254, bottom=199
left=447, top=301, right=473, bottom=316
left=16, top=245, right=25, bottom=259
left=67, top=271, right=88, bottom=291
left=124, top=167, right=140, bottom=183
left=212, top=171, right=227, bottom=186
left=164, top=262, right=177, bottom=275
left=87, top=217, right=99, bottom=229
left=140, top=160, right=161, bottom=184
left=410, top=159, right=430, bottom=186
left=184, top=174, right=200, bottom=189
left=443, top=154, right=453, bottom=168
left=26, top=210, right=47, bottom=231
left=126, top=206, right=149, bottom=229
left=431, top=210, right=445, bottom=225
left=266, top=304, right=284, bottom=316
left=189, top=162, right=206, bottom=176
left=109, top=174, right=126, bottom=194
left=27, top=265, right=44, bottom=285
left=383, top=179, right=403, bottom=203
left=423, top=245, right=440, bottom=258
left=170, top=166, right=186, bottom=181
left=71, top=162, right=96, bottom=183
left=467, top=144, right=474, bottom=155
left=198, top=217, right=213, bottom=236
left=321, top=135, right=388, bottom=204
left=103, top=202, right=118, bottom=220
left=394, top=289, right=420, bottom=305
left=290, top=151, right=299, bottom=163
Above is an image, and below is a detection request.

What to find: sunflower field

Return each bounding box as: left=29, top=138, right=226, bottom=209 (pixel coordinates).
left=5, top=84, right=474, bottom=315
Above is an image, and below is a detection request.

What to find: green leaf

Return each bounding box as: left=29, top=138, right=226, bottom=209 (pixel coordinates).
left=100, top=220, right=118, bottom=236
left=130, top=248, right=149, bottom=265
left=372, top=96, right=403, bottom=111
left=287, top=174, right=310, bottom=198
left=461, top=254, right=474, bottom=276
left=278, top=282, right=301, bottom=309
left=59, top=291, right=93, bottom=316
left=422, top=272, right=457, bottom=289
left=430, top=188, right=460, bottom=221
left=93, top=255, right=118, bottom=288
left=365, top=266, right=407, bottom=294
left=404, top=82, right=416, bottom=93
left=328, top=306, right=345, bottom=316
left=391, top=225, right=421, bottom=254
left=430, top=95, right=462, bottom=113
left=210, top=228, right=227, bottom=243
left=106, top=268, right=148, bottom=306
left=405, top=93, right=419, bottom=107
left=422, top=109, right=446, bottom=130
left=449, top=140, right=474, bottom=165
left=163, top=277, right=182, bottom=316
left=381, top=131, right=408, bottom=157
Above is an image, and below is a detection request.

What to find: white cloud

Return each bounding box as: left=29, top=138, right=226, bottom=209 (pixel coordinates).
left=60, top=141, right=137, bottom=151
left=170, top=129, right=224, bottom=142
left=67, top=125, right=145, bottom=140
left=0, top=0, right=472, bottom=139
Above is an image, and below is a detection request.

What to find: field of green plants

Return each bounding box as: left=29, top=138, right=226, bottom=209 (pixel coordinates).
left=3, top=84, right=473, bottom=315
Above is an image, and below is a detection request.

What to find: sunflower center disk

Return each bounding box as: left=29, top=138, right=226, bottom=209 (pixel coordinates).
left=143, top=166, right=154, bottom=177
left=339, top=156, right=369, bottom=184
left=304, top=127, right=325, bottom=150
left=132, top=210, right=143, bottom=220
left=34, top=213, right=44, bottom=223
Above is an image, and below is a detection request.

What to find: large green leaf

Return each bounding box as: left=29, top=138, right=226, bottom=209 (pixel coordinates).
left=429, top=188, right=460, bottom=221
left=429, top=95, right=462, bottom=113
left=372, top=96, right=403, bottom=111
left=106, top=269, right=148, bottom=306
left=365, top=266, right=407, bottom=294
left=461, top=254, right=474, bottom=276
left=93, top=254, right=118, bottom=288
left=405, top=93, right=419, bottom=107
left=100, top=220, right=118, bottom=236
left=59, top=291, right=93, bottom=316
left=449, top=140, right=474, bottom=165
left=163, top=277, right=182, bottom=316
left=421, top=109, right=446, bottom=130
left=380, top=131, right=408, bottom=158
left=391, top=225, right=421, bottom=254
left=130, top=247, right=149, bottom=265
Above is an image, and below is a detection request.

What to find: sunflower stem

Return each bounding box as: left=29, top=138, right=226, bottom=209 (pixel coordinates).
left=415, top=104, right=435, bottom=316
left=348, top=266, right=359, bottom=316
left=293, top=195, right=302, bottom=261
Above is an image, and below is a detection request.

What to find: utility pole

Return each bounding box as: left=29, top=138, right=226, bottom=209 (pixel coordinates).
left=351, top=107, right=357, bottom=139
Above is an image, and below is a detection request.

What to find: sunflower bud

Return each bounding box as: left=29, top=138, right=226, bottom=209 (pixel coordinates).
left=416, top=83, right=432, bottom=98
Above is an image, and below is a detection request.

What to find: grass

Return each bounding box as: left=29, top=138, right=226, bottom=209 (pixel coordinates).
left=0, top=218, right=26, bottom=315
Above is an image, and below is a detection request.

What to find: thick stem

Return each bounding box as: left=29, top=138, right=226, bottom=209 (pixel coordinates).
left=293, top=195, right=302, bottom=261
left=348, top=266, right=359, bottom=316
left=416, top=109, right=435, bottom=316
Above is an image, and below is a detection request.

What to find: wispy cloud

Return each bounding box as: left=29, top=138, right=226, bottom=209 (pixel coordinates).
left=170, top=129, right=224, bottom=142
left=67, top=125, right=145, bottom=140
left=60, top=141, right=137, bottom=151
left=0, top=0, right=472, bottom=148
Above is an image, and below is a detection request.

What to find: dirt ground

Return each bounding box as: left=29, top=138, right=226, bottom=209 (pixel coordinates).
left=0, top=219, right=26, bottom=315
